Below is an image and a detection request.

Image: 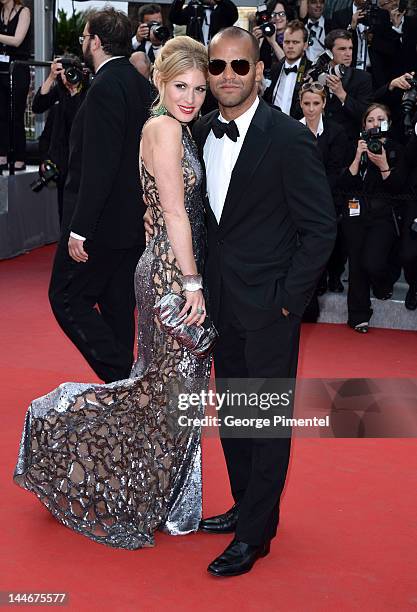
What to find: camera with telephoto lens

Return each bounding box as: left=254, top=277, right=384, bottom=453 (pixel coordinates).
left=30, top=160, right=59, bottom=193
left=360, top=121, right=389, bottom=154
left=402, top=75, right=417, bottom=135
left=59, top=58, right=84, bottom=86
left=307, top=51, right=347, bottom=85
left=255, top=3, right=276, bottom=37
left=147, top=21, right=171, bottom=44
left=361, top=0, right=383, bottom=28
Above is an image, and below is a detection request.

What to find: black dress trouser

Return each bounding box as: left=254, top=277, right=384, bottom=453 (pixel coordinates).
left=399, top=200, right=417, bottom=287
left=214, top=289, right=301, bottom=546
left=341, top=211, right=398, bottom=327
left=0, top=64, right=30, bottom=160
left=49, top=233, right=143, bottom=383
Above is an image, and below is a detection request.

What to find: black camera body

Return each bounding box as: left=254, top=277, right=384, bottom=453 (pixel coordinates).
left=59, top=58, right=84, bottom=86
left=147, top=21, right=170, bottom=44
left=402, top=75, right=417, bottom=135
left=360, top=123, right=389, bottom=154
left=307, top=51, right=347, bottom=85
left=255, top=3, right=276, bottom=37
left=30, top=160, right=59, bottom=193
left=361, top=0, right=383, bottom=28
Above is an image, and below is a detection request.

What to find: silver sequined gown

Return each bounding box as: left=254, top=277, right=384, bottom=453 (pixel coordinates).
left=13, top=125, right=211, bottom=550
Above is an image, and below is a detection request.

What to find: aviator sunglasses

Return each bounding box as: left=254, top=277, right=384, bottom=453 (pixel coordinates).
left=208, top=59, right=255, bottom=76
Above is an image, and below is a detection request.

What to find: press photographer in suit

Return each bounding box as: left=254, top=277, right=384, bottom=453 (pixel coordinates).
left=169, top=0, right=238, bottom=46
left=48, top=7, right=152, bottom=383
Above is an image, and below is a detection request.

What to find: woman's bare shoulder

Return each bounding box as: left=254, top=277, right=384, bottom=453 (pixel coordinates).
left=143, top=115, right=182, bottom=146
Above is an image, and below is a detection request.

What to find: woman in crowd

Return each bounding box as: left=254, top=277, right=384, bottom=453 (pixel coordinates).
left=340, top=103, right=405, bottom=333
left=0, top=0, right=31, bottom=171
left=299, top=81, right=348, bottom=320
left=253, top=1, right=291, bottom=75
left=14, top=36, right=213, bottom=550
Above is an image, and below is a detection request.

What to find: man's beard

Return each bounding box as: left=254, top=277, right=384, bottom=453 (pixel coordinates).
left=83, top=41, right=95, bottom=73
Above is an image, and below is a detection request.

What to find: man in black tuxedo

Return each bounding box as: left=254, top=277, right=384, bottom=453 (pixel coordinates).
left=330, top=0, right=403, bottom=88
left=193, top=27, right=336, bottom=576
left=263, top=19, right=311, bottom=119
left=48, top=7, right=152, bottom=383
left=323, top=29, right=373, bottom=142
left=169, top=0, right=238, bottom=45
left=304, top=0, right=333, bottom=63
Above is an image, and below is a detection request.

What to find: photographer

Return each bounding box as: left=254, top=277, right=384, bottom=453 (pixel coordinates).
left=373, top=70, right=416, bottom=141
left=301, top=0, right=333, bottom=63
left=132, top=4, right=170, bottom=63
left=32, top=56, right=89, bottom=224
left=330, top=0, right=406, bottom=88
left=252, top=1, right=291, bottom=73
left=340, top=103, right=406, bottom=333
left=322, top=29, right=373, bottom=143
left=168, top=0, right=238, bottom=45
left=263, top=20, right=311, bottom=118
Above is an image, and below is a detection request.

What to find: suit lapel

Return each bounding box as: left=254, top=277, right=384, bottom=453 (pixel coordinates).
left=219, top=100, right=273, bottom=230
left=193, top=112, right=219, bottom=227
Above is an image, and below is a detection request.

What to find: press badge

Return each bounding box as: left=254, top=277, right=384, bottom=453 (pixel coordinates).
left=348, top=198, right=360, bottom=217
left=0, top=54, right=10, bottom=63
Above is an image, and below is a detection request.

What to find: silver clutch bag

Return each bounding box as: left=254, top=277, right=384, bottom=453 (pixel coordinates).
left=153, top=293, right=218, bottom=358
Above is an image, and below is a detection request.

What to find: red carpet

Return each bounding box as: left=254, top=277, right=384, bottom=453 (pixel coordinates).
left=1, top=245, right=417, bottom=611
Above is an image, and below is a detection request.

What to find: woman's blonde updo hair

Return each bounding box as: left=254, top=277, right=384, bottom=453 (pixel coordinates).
left=152, top=36, right=208, bottom=115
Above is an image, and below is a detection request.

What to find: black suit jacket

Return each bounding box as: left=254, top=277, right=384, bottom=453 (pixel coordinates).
left=325, top=66, right=373, bottom=142
left=331, top=6, right=402, bottom=87
left=317, top=117, right=350, bottom=190
left=263, top=56, right=312, bottom=120
left=63, top=57, right=152, bottom=249
left=192, top=99, right=336, bottom=327
left=169, top=0, right=238, bottom=41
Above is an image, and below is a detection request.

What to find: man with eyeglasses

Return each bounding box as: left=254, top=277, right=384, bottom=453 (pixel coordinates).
left=48, top=7, right=152, bottom=384
left=263, top=19, right=312, bottom=118
left=192, top=26, right=336, bottom=576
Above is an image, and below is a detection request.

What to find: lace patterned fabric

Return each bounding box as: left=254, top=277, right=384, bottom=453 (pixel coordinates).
left=13, top=125, right=211, bottom=550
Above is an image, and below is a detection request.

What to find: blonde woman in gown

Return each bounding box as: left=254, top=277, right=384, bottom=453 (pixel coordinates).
left=13, top=37, right=211, bottom=550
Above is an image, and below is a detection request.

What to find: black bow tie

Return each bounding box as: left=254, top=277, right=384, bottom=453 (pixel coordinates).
left=308, top=20, right=320, bottom=28
left=284, top=65, right=298, bottom=75
left=211, top=117, right=239, bottom=142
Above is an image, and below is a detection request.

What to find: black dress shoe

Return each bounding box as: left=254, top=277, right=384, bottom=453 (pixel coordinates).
left=208, top=539, right=270, bottom=577
left=328, top=277, right=344, bottom=293
left=200, top=503, right=239, bottom=534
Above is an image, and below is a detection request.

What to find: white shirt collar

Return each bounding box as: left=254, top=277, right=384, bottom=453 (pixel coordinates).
left=307, top=15, right=324, bottom=27
left=300, top=114, right=324, bottom=137
left=284, top=57, right=302, bottom=70
left=218, top=96, right=260, bottom=138
left=95, top=55, right=124, bottom=74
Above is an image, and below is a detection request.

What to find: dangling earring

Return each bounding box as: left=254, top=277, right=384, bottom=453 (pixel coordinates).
left=153, top=104, right=167, bottom=116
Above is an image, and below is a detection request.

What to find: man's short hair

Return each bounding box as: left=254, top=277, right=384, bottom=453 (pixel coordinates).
left=284, top=19, right=308, bottom=43
left=138, top=3, right=162, bottom=23
left=210, top=26, right=260, bottom=63
left=325, top=29, right=352, bottom=50
left=86, top=7, right=132, bottom=57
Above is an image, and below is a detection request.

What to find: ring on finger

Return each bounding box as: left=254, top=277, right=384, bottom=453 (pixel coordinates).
left=197, top=307, right=205, bottom=315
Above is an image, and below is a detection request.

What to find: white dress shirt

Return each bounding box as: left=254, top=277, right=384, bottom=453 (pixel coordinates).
left=203, top=97, right=260, bottom=224
left=353, top=4, right=371, bottom=70
left=70, top=55, right=123, bottom=242
left=306, top=16, right=326, bottom=63
left=272, top=58, right=301, bottom=115
left=299, top=114, right=324, bottom=137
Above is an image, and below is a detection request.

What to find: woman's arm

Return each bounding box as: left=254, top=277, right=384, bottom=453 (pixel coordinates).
left=0, top=7, right=30, bottom=48
left=147, top=116, right=205, bottom=324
